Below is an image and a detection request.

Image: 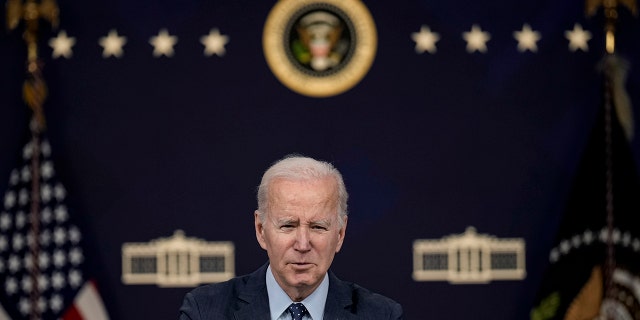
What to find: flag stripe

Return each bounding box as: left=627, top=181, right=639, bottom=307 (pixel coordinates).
left=62, top=305, right=82, bottom=320
left=74, top=281, right=109, bottom=320
left=0, top=304, right=11, bottom=320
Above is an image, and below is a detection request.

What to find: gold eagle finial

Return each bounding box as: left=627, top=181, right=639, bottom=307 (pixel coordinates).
left=585, top=0, right=638, bottom=53
left=6, top=0, right=59, bottom=130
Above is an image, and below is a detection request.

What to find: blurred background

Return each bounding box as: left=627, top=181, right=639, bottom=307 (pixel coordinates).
left=1, top=0, right=639, bottom=319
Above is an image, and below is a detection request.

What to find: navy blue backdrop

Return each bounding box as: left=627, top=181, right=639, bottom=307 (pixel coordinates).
left=1, top=0, right=640, bottom=319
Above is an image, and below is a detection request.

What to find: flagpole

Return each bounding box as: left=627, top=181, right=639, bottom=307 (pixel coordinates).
left=6, top=1, right=58, bottom=319
left=602, top=56, right=617, bottom=314
left=586, top=0, right=637, bottom=318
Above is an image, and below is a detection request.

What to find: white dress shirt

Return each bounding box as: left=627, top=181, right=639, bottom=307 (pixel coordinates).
left=266, top=264, right=329, bottom=320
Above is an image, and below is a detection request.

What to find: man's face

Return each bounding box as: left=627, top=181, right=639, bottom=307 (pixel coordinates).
left=255, top=177, right=347, bottom=299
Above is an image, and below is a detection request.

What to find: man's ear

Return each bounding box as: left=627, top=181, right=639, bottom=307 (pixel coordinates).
left=335, top=215, right=347, bottom=253
left=255, top=210, right=267, bottom=250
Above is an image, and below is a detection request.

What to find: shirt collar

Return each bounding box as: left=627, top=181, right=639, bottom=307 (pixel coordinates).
left=266, top=264, right=329, bottom=320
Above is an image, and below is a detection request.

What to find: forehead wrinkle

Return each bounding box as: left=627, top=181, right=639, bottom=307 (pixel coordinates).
left=264, top=177, right=340, bottom=225
left=269, top=214, right=333, bottom=226
left=268, top=177, right=337, bottom=199
left=267, top=194, right=337, bottom=216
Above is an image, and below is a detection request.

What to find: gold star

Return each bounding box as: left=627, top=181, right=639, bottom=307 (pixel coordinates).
left=99, top=29, right=127, bottom=58
left=49, top=30, right=76, bottom=59
left=565, top=24, right=592, bottom=52
left=200, top=28, right=229, bottom=57
left=513, top=24, right=541, bottom=52
left=462, top=24, right=491, bottom=53
left=411, top=25, right=440, bottom=54
left=149, top=29, right=178, bottom=57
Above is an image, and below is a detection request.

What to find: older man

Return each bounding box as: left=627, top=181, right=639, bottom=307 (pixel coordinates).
left=179, top=155, right=403, bottom=320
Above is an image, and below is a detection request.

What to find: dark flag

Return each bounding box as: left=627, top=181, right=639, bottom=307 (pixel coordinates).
left=530, top=55, right=640, bottom=320
left=0, top=129, right=110, bottom=319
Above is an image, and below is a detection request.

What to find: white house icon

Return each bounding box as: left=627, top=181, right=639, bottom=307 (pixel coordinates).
left=122, top=230, right=235, bottom=287
left=412, top=227, right=526, bottom=284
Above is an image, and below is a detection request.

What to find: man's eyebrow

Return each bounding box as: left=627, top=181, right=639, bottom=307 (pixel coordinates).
left=309, top=219, right=331, bottom=226
left=273, top=217, right=298, bottom=225
left=270, top=216, right=333, bottom=226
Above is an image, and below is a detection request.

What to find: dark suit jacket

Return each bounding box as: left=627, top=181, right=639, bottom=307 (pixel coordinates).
left=179, top=263, right=404, bottom=319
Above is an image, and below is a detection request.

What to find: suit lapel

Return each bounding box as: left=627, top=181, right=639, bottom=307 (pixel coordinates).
left=233, top=264, right=271, bottom=320
left=232, top=266, right=359, bottom=320
left=323, top=271, right=358, bottom=320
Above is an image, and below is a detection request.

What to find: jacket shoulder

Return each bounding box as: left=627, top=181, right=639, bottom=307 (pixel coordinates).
left=349, top=282, right=403, bottom=314
left=328, top=275, right=404, bottom=319
left=178, top=274, right=256, bottom=320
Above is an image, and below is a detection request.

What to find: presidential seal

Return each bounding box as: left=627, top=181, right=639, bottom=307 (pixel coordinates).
left=263, top=0, right=377, bottom=97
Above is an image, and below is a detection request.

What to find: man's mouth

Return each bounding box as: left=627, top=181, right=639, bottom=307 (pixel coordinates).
left=291, top=262, right=313, bottom=267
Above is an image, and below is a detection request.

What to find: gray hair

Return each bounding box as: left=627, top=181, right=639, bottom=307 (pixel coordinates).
left=256, top=155, right=348, bottom=226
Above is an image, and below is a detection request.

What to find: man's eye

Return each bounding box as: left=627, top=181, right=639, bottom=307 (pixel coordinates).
left=312, top=225, right=328, bottom=231
left=280, top=224, right=295, bottom=229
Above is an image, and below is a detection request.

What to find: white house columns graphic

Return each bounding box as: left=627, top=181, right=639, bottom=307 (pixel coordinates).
left=122, top=230, right=235, bottom=287
left=413, top=227, right=526, bottom=284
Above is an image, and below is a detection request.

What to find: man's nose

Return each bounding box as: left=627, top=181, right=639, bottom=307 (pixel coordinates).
left=294, top=227, right=311, bottom=251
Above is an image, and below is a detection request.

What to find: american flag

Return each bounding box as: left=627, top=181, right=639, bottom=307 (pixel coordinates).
left=0, top=132, right=109, bottom=320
